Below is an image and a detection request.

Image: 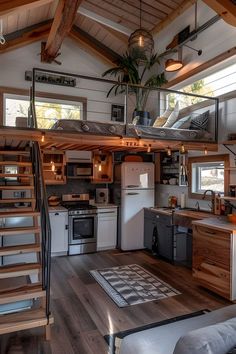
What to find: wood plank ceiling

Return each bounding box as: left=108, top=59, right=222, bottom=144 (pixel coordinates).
left=0, top=0, right=195, bottom=63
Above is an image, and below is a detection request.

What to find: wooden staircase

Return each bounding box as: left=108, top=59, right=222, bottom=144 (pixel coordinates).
left=0, top=148, right=53, bottom=339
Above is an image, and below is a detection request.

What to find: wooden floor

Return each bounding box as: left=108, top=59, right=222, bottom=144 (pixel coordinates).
left=0, top=250, right=230, bottom=353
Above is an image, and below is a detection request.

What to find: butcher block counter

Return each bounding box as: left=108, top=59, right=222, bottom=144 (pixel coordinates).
left=192, top=217, right=236, bottom=301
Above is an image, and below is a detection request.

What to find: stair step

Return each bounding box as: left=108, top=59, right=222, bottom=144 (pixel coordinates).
left=0, top=283, right=45, bottom=305
left=0, top=173, right=33, bottom=178
left=0, top=162, right=31, bottom=166
left=0, top=151, right=30, bottom=156
left=0, top=308, right=53, bottom=335
left=0, top=244, right=41, bottom=256
left=0, top=226, right=40, bottom=236
left=0, top=263, right=41, bottom=279
left=0, top=211, right=40, bottom=218
left=0, top=186, right=34, bottom=190
left=0, top=198, right=35, bottom=204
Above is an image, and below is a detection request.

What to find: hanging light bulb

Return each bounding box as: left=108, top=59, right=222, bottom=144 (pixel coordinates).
left=120, top=137, right=125, bottom=146
left=167, top=146, right=171, bottom=156
left=98, top=163, right=102, bottom=172
left=147, top=144, right=151, bottom=153
left=180, top=143, right=185, bottom=154
left=41, top=132, right=45, bottom=142
left=51, top=162, right=55, bottom=172
left=204, top=146, right=208, bottom=155
left=139, top=35, right=144, bottom=47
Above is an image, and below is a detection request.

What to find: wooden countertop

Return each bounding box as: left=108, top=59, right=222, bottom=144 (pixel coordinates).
left=174, top=210, right=216, bottom=219
left=192, top=217, right=236, bottom=232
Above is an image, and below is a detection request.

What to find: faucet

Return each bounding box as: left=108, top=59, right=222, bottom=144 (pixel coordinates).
left=202, top=190, right=215, bottom=213
left=195, top=201, right=200, bottom=211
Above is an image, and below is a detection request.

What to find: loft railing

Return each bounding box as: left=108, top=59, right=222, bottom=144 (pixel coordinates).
left=28, top=67, right=219, bottom=143
left=29, top=87, right=52, bottom=322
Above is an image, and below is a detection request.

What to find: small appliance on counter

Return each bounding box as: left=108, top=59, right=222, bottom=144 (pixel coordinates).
left=48, top=195, right=60, bottom=207
left=95, top=188, right=109, bottom=204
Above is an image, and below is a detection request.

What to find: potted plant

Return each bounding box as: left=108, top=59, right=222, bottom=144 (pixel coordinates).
left=102, top=51, right=167, bottom=125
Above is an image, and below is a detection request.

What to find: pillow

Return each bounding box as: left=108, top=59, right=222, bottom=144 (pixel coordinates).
left=153, top=104, right=176, bottom=127
left=173, top=317, right=236, bottom=354
left=190, top=110, right=209, bottom=130
left=163, top=101, right=180, bottom=127
left=171, top=116, right=191, bottom=129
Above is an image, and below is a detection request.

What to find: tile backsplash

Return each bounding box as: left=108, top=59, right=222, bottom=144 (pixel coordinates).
left=46, top=179, right=107, bottom=199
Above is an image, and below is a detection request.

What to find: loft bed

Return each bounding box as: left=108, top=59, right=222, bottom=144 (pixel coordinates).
left=28, top=68, right=219, bottom=144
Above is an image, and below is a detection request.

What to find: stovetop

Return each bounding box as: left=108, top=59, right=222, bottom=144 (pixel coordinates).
left=61, top=202, right=97, bottom=215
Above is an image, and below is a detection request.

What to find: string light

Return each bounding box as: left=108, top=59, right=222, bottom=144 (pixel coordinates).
left=147, top=144, right=151, bottom=153
left=120, top=137, right=125, bottom=146
left=41, top=132, right=45, bottom=142
left=51, top=161, right=55, bottom=172
left=204, top=146, right=208, bottom=155
left=167, top=146, right=171, bottom=156
left=180, top=143, right=185, bottom=154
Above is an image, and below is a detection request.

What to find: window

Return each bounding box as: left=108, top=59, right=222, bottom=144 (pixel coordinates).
left=3, top=92, right=87, bottom=129
left=188, top=154, right=229, bottom=199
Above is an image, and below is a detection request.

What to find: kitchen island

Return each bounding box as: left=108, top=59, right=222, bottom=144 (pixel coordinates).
left=192, top=217, right=236, bottom=301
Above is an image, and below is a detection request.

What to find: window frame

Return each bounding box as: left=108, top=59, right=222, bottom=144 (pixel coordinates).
left=0, top=86, right=87, bottom=126
left=188, top=154, right=230, bottom=200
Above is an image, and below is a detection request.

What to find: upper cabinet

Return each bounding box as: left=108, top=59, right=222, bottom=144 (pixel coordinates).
left=42, top=150, right=66, bottom=185
left=92, top=152, right=113, bottom=184
left=155, top=151, right=188, bottom=187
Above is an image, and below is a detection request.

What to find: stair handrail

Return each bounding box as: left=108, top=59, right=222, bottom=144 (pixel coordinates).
left=29, top=84, right=52, bottom=322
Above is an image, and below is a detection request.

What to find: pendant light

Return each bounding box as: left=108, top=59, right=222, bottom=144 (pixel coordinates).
left=128, top=0, right=154, bottom=62
left=165, top=48, right=183, bottom=72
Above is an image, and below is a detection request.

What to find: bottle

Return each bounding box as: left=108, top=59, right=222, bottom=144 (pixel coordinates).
left=180, top=193, right=186, bottom=209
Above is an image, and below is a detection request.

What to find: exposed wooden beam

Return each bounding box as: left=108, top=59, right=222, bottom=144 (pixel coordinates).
left=0, top=0, right=53, bottom=16
left=69, top=25, right=122, bottom=65
left=0, top=20, right=52, bottom=54
left=151, top=0, right=197, bottom=35
left=78, top=6, right=132, bottom=36
left=41, top=0, right=82, bottom=63
left=203, top=0, right=236, bottom=27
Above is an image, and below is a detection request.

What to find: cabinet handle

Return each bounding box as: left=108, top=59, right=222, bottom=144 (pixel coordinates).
left=126, top=185, right=139, bottom=188
left=127, top=192, right=139, bottom=195
left=55, top=212, right=59, bottom=216
left=65, top=225, right=68, bottom=230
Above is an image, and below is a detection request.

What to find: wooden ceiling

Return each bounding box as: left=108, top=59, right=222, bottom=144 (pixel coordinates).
left=0, top=0, right=196, bottom=64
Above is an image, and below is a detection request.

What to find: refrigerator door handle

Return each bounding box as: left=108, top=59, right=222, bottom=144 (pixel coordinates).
left=126, top=185, right=140, bottom=188
left=127, top=192, right=140, bottom=195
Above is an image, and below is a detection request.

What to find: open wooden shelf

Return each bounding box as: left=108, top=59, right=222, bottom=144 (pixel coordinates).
left=220, top=196, right=236, bottom=201
left=42, top=150, right=66, bottom=185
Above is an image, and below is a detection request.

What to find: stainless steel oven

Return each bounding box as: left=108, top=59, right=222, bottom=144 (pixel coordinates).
left=62, top=194, right=97, bottom=255
left=68, top=209, right=97, bottom=255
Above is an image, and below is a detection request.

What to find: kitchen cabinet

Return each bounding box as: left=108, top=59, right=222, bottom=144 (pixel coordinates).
left=92, top=152, right=113, bottom=184
left=42, top=150, right=66, bottom=185
left=192, top=220, right=236, bottom=301
left=49, top=209, right=68, bottom=256
left=97, top=207, right=117, bottom=250
left=144, top=209, right=173, bottom=261
left=155, top=151, right=187, bottom=186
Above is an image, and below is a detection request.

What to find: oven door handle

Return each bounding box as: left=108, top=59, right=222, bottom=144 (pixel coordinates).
left=70, top=214, right=97, bottom=219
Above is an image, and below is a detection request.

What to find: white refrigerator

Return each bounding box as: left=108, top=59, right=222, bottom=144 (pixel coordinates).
left=121, top=162, right=155, bottom=250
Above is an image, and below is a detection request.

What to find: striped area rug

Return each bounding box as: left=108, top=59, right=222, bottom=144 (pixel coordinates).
left=90, top=264, right=180, bottom=307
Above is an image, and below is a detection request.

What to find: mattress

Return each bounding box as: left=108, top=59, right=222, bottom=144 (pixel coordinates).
left=52, top=119, right=213, bottom=142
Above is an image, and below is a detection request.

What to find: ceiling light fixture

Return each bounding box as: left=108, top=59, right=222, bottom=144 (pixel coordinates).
left=165, top=48, right=183, bottom=72
left=128, top=0, right=154, bottom=62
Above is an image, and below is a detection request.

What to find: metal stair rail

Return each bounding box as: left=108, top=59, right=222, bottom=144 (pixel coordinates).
left=29, top=84, right=52, bottom=324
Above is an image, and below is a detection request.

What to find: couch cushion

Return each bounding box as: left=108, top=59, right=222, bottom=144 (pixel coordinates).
left=119, top=305, right=236, bottom=354
left=171, top=116, right=191, bottom=129
left=153, top=102, right=179, bottom=128
left=173, top=318, right=236, bottom=354
left=190, top=110, right=209, bottom=130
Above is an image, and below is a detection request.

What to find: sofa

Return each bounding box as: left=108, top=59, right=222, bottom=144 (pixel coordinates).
left=116, top=305, right=236, bottom=354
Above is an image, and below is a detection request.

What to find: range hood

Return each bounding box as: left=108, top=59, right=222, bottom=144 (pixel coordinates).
left=65, top=150, right=92, bottom=163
